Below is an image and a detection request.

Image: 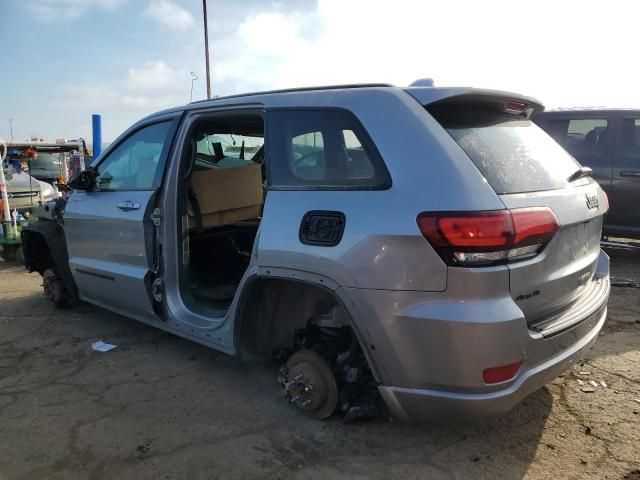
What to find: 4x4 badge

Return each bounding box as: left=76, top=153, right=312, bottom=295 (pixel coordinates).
left=585, top=194, right=599, bottom=210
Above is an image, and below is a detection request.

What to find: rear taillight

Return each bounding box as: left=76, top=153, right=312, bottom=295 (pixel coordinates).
left=504, top=101, right=528, bottom=114
left=417, top=208, right=559, bottom=267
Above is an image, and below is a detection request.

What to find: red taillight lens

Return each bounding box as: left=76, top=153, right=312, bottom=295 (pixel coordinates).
left=505, top=101, right=527, bottom=113
left=483, top=361, right=523, bottom=384
left=511, top=208, right=559, bottom=245
left=417, top=208, right=559, bottom=267
left=437, top=211, right=512, bottom=248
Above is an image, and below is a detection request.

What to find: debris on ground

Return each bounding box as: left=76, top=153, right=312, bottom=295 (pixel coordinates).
left=600, top=380, right=607, bottom=388
left=610, top=277, right=640, bottom=288
left=581, top=386, right=596, bottom=393
left=91, top=341, right=118, bottom=352
left=589, top=380, right=599, bottom=388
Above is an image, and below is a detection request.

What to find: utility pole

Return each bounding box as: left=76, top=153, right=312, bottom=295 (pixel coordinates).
left=202, top=0, right=211, bottom=99
left=8, top=119, right=13, bottom=141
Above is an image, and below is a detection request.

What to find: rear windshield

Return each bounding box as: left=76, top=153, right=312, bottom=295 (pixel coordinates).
left=429, top=105, right=584, bottom=194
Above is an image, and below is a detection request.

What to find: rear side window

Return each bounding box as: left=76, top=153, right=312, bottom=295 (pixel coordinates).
left=620, top=118, right=640, bottom=166
left=430, top=105, right=582, bottom=194
left=267, top=109, right=390, bottom=189
left=543, top=118, right=609, bottom=166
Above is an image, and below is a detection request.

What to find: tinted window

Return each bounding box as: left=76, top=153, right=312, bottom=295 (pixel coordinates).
left=431, top=106, right=583, bottom=194
left=96, top=121, right=172, bottom=191
left=620, top=118, right=640, bottom=166
left=30, top=152, right=63, bottom=171
left=267, top=109, right=390, bottom=189
left=545, top=118, right=609, bottom=164
left=196, top=133, right=263, bottom=166
left=191, top=115, right=264, bottom=171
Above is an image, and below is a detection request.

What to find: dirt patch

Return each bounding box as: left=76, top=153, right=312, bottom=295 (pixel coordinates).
left=0, top=251, right=639, bottom=480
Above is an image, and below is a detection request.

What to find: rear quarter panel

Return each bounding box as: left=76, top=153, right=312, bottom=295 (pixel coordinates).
left=258, top=88, right=506, bottom=291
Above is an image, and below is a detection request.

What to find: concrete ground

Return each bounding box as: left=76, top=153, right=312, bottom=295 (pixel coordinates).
left=1, top=251, right=639, bottom=480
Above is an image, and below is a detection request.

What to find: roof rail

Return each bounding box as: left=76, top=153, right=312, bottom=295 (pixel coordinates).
left=189, top=83, right=394, bottom=105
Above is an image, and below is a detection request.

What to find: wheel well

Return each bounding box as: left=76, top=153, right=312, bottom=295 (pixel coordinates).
left=22, top=225, right=78, bottom=299
left=235, top=277, right=352, bottom=358
left=22, top=230, right=55, bottom=275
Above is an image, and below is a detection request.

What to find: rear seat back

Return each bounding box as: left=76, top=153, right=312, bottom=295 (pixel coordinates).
left=190, top=163, right=263, bottom=227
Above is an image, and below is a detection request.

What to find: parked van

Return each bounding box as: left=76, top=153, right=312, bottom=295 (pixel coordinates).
left=534, top=108, right=640, bottom=239
left=22, top=85, right=610, bottom=421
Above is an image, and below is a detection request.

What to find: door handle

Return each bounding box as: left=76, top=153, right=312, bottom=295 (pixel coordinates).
left=620, top=170, right=640, bottom=178
left=117, top=201, right=141, bottom=211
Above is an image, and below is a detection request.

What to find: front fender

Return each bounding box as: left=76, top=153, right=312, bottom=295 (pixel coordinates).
left=22, top=220, right=77, bottom=298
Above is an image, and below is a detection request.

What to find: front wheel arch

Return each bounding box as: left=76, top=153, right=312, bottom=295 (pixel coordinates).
left=22, top=222, right=78, bottom=301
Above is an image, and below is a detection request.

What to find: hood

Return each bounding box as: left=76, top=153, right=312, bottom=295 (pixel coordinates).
left=6, top=172, right=47, bottom=192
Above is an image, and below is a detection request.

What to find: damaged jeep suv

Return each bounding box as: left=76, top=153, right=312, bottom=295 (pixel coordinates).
left=22, top=84, right=610, bottom=421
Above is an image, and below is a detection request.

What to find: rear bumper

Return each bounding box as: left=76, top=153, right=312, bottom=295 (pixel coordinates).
left=378, top=303, right=606, bottom=420
left=340, top=249, right=610, bottom=421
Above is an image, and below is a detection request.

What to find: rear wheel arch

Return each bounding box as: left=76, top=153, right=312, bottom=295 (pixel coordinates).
left=233, top=275, right=381, bottom=381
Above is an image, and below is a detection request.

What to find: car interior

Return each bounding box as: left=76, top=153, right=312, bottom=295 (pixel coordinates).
left=178, top=111, right=379, bottom=316
left=179, top=114, right=266, bottom=316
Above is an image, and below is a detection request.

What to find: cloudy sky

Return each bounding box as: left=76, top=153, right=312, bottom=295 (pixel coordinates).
left=1, top=0, right=639, bottom=143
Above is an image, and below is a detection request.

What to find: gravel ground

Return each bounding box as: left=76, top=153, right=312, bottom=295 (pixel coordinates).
left=0, top=250, right=639, bottom=480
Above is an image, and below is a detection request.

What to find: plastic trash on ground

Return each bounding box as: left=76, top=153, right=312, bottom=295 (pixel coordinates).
left=91, top=341, right=118, bottom=352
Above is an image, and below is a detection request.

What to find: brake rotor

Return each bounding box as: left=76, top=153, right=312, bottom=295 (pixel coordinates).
left=43, top=268, right=68, bottom=308
left=281, top=350, right=338, bottom=419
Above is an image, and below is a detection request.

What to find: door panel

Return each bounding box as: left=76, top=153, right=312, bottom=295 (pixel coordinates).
left=65, top=190, right=157, bottom=319
left=63, top=118, right=176, bottom=319
left=610, top=113, right=640, bottom=236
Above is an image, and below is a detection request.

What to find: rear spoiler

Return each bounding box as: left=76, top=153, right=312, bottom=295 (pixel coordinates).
left=404, top=87, right=544, bottom=118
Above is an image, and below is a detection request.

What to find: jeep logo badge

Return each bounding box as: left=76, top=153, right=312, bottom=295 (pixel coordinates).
left=585, top=193, right=599, bottom=210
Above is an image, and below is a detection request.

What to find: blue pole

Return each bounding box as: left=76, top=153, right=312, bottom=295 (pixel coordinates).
left=92, top=114, right=102, bottom=160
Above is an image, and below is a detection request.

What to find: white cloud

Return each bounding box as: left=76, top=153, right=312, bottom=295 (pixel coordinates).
left=144, top=0, right=196, bottom=31
left=56, top=61, right=189, bottom=116
left=27, top=0, right=126, bottom=20
left=214, top=0, right=640, bottom=108
left=126, top=61, right=186, bottom=93
left=240, top=13, right=304, bottom=57
left=39, top=0, right=640, bottom=141
left=57, top=84, right=181, bottom=110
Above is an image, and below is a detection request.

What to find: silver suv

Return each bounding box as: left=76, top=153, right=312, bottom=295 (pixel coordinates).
left=22, top=84, right=610, bottom=421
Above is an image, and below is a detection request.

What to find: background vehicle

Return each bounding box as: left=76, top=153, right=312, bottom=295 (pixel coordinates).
left=27, top=151, right=66, bottom=183
left=2, top=168, right=57, bottom=212
left=23, top=84, right=610, bottom=421
left=534, top=108, right=640, bottom=239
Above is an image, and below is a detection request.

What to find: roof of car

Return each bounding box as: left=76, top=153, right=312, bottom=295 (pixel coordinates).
left=141, top=83, right=544, bottom=120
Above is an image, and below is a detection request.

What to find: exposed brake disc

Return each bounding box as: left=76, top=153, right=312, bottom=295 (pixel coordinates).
left=43, top=268, right=69, bottom=308
left=279, top=350, right=338, bottom=419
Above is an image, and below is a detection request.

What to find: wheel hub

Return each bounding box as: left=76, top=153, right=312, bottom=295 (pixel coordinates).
left=43, top=269, right=68, bottom=308
left=279, top=350, right=338, bottom=419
